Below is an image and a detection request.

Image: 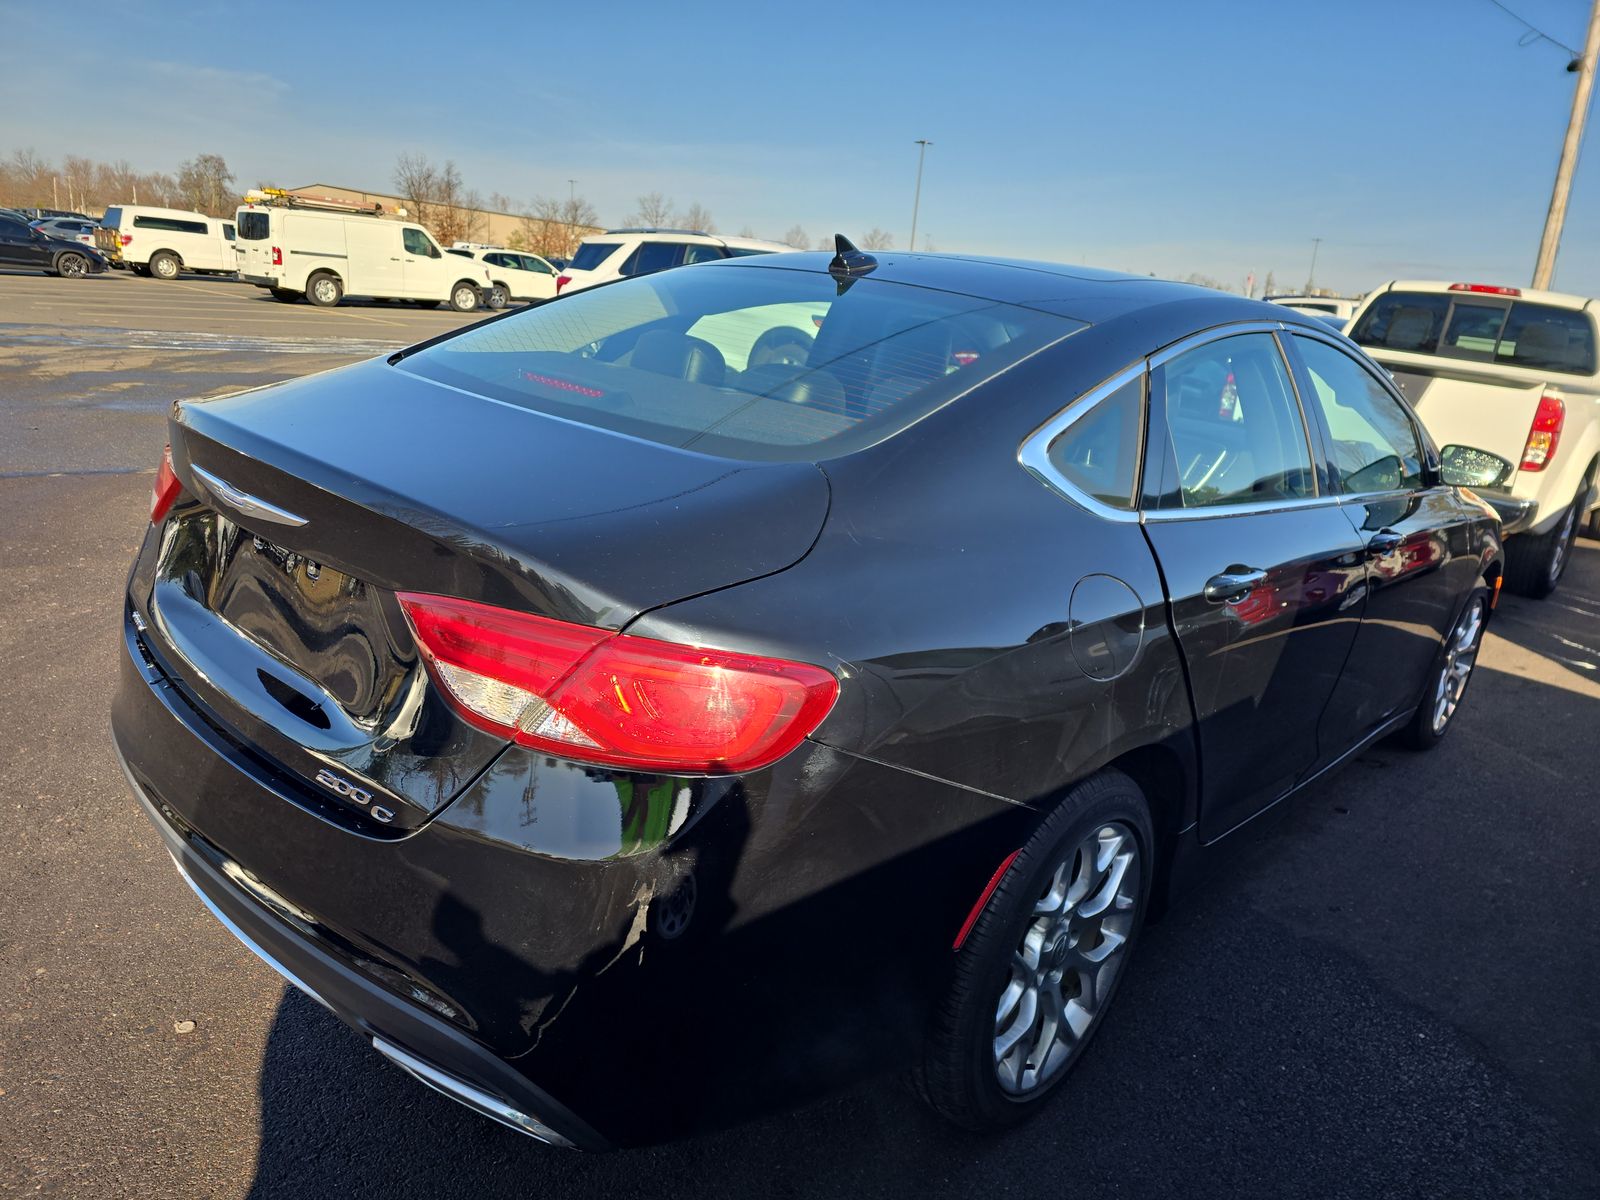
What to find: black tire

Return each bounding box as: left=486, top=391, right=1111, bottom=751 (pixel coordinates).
left=54, top=252, right=89, bottom=278
left=1584, top=505, right=1600, bottom=542
left=1400, top=588, right=1488, bottom=751
left=449, top=281, right=481, bottom=313
left=149, top=251, right=180, bottom=280
left=269, top=288, right=301, bottom=304
left=1505, top=489, right=1583, bottom=598
left=132, top=263, right=151, bottom=277
left=486, top=283, right=509, bottom=310
left=305, top=272, right=343, bottom=308
left=914, top=769, right=1153, bottom=1132
left=410, top=299, right=441, bottom=309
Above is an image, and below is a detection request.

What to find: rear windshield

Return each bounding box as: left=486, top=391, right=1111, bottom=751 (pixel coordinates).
left=1351, top=291, right=1597, bottom=376
left=237, top=211, right=270, bottom=240
left=398, top=263, right=1085, bottom=461
left=100, top=206, right=122, bottom=229
left=569, top=241, right=621, bottom=271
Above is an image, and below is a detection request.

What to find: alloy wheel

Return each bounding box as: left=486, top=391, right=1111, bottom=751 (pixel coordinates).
left=1549, top=502, right=1577, bottom=586
left=313, top=278, right=338, bottom=305
left=59, top=255, right=86, bottom=278
left=1432, top=598, right=1485, bottom=734
left=994, top=822, right=1139, bottom=1096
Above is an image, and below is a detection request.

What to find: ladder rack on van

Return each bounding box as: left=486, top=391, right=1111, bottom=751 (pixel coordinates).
left=241, top=188, right=408, bottom=218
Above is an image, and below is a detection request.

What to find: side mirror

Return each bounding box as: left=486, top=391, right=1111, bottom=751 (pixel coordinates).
left=1439, top=444, right=1513, bottom=489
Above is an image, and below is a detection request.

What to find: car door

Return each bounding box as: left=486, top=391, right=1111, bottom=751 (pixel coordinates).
left=1287, top=331, right=1472, bottom=755
left=517, top=254, right=558, bottom=299
left=1140, top=327, right=1367, bottom=842
left=0, top=215, right=45, bottom=267
left=398, top=226, right=443, bottom=298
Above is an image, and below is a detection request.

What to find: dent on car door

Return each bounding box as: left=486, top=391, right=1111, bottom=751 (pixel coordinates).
left=1288, top=333, right=1473, bottom=750
left=1138, top=330, right=1367, bottom=843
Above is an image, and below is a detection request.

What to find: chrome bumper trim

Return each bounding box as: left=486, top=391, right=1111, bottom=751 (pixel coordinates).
left=372, top=1038, right=575, bottom=1148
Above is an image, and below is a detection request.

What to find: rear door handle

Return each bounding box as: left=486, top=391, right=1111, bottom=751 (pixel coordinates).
left=1367, top=529, right=1403, bottom=557
left=1204, top=568, right=1267, bottom=604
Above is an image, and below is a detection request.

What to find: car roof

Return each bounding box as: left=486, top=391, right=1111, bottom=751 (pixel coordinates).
left=699, top=250, right=1307, bottom=331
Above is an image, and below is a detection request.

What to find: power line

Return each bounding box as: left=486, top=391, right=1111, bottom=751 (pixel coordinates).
left=1484, top=0, right=1581, bottom=57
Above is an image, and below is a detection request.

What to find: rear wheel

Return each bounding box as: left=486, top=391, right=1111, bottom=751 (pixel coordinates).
left=1506, top=490, right=1583, bottom=598
left=54, top=253, right=89, bottom=278
left=269, top=288, right=301, bottom=303
left=1585, top=505, right=1600, bottom=542
left=1401, top=589, right=1488, bottom=750
left=149, top=251, right=180, bottom=280
left=915, top=769, right=1151, bottom=1132
left=132, top=263, right=152, bottom=277
left=449, top=281, right=480, bottom=313
left=306, top=272, right=343, bottom=308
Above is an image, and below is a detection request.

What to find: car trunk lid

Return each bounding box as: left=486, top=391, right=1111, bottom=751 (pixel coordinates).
left=142, top=358, right=829, bottom=830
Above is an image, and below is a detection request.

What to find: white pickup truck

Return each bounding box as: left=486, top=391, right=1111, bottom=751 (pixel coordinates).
left=1347, top=281, right=1600, bottom=597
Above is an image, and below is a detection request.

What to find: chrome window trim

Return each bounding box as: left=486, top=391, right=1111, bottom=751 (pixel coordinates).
left=1142, top=493, right=1345, bottom=523
left=1147, top=319, right=1289, bottom=369
left=1017, top=360, right=1146, bottom=525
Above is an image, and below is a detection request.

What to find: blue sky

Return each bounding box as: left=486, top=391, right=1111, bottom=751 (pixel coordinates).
left=3, top=0, right=1598, bottom=296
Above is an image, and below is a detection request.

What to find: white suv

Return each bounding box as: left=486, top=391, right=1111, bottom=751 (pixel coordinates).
left=449, top=244, right=561, bottom=303
left=1346, top=280, right=1600, bottom=597
left=555, top=229, right=791, bottom=294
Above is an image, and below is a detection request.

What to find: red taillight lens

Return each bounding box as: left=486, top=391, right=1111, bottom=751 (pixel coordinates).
left=398, top=593, right=839, bottom=774
left=150, top=445, right=182, bottom=523
left=1449, top=283, right=1521, bottom=297
left=555, top=274, right=571, bottom=293
left=271, top=246, right=283, bottom=266
left=1520, top=394, right=1564, bottom=471
left=119, top=234, right=132, bottom=246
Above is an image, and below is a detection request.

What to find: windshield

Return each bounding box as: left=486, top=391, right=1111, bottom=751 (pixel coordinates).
left=1351, top=291, right=1597, bottom=376
left=398, top=263, right=1085, bottom=461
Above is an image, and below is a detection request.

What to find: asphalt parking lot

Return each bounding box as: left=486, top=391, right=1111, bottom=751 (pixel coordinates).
left=2, top=269, right=1598, bottom=1199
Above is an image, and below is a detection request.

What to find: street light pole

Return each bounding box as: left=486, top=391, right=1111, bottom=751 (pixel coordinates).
left=1306, top=237, right=1322, bottom=293
left=1532, top=0, right=1600, bottom=290
left=568, top=179, right=576, bottom=204
left=909, top=139, right=932, bottom=252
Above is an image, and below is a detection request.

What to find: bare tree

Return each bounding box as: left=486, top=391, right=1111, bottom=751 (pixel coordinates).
left=627, top=191, right=674, bottom=227
left=1182, top=272, right=1233, bottom=293
left=737, top=225, right=756, bottom=238
left=176, top=153, right=235, bottom=216
left=919, top=235, right=937, bottom=252
left=393, top=152, right=440, bottom=227
left=518, top=192, right=600, bottom=259
left=780, top=224, right=809, bottom=249
left=1262, top=271, right=1277, bottom=296
left=861, top=227, right=894, bottom=250
left=679, top=202, right=715, bottom=234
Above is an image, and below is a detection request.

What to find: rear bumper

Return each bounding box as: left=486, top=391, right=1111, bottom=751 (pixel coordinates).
left=114, top=684, right=610, bottom=1150
left=1479, top=492, right=1538, bottom=536
left=240, top=273, right=280, bottom=288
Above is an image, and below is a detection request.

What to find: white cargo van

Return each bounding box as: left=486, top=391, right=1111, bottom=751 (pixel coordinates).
left=96, top=205, right=237, bottom=278
left=235, top=198, right=496, bottom=311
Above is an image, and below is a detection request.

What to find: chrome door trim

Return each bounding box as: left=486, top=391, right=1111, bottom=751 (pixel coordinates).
left=190, top=464, right=309, bottom=527
left=1147, top=319, right=1288, bottom=369
left=1017, top=360, right=1146, bottom=525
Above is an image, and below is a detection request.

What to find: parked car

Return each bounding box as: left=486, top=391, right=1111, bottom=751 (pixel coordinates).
left=1347, top=280, right=1600, bottom=595
left=113, top=246, right=1503, bottom=1151
left=235, top=198, right=495, bottom=311
left=555, top=228, right=791, bottom=294
left=95, top=205, right=238, bottom=278
left=30, top=217, right=99, bottom=247
left=23, top=207, right=94, bottom=222
left=1265, top=293, right=1362, bottom=325
left=449, top=243, right=561, bottom=303
left=0, top=212, right=107, bottom=276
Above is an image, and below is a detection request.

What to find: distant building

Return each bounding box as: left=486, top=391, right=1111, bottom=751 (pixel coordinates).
left=286, top=183, right=599, bottom=255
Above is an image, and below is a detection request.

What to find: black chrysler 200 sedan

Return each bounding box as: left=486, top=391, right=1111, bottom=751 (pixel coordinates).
left=112, top=244, right=1504, bottom=1149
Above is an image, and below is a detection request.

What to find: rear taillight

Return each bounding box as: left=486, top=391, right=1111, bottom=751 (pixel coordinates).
left=1449, top=283, right=1521, bottom=297
left=1520, top=394, right=1564, bottom=471
left=119, top=234, right=132, bottom=246
left=398, top=593, right=839, bottom=774
left=271, top=246, right=283, bottom=266
left=150, top=445, right=181, bottom=523
left=555, top=274, right=570, bottom=293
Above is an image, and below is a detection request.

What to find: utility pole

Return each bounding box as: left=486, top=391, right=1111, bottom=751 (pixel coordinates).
left=1532, top=0, right=1600, bottom=290
left=1305, top=237, right=1322, bottom=293
left=568, top=179, right=575, bottom=204
left=909, top=139, right=932, bottom=251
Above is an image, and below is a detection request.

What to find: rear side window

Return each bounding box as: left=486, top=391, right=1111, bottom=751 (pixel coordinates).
left=620, top=242, right=684, bottom=277
left=520, top=256, right=552, bottom=274
left=1156, top=333, right=1316, bottom=509
left=570, top=241, right=620, bottom=271
left=682, top=244, right=726, bottom=265
left=399, top=263, right=1083, bottom=461
left=1294, top=337, right=1424, bottom=494
left=1351, top=291, right=1596, bottom=376
left=237, top=211, right=270, bottom=240
left=1046, top=375, right=1145, bottom=509
left=132, top=215, right=208, bottom=235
